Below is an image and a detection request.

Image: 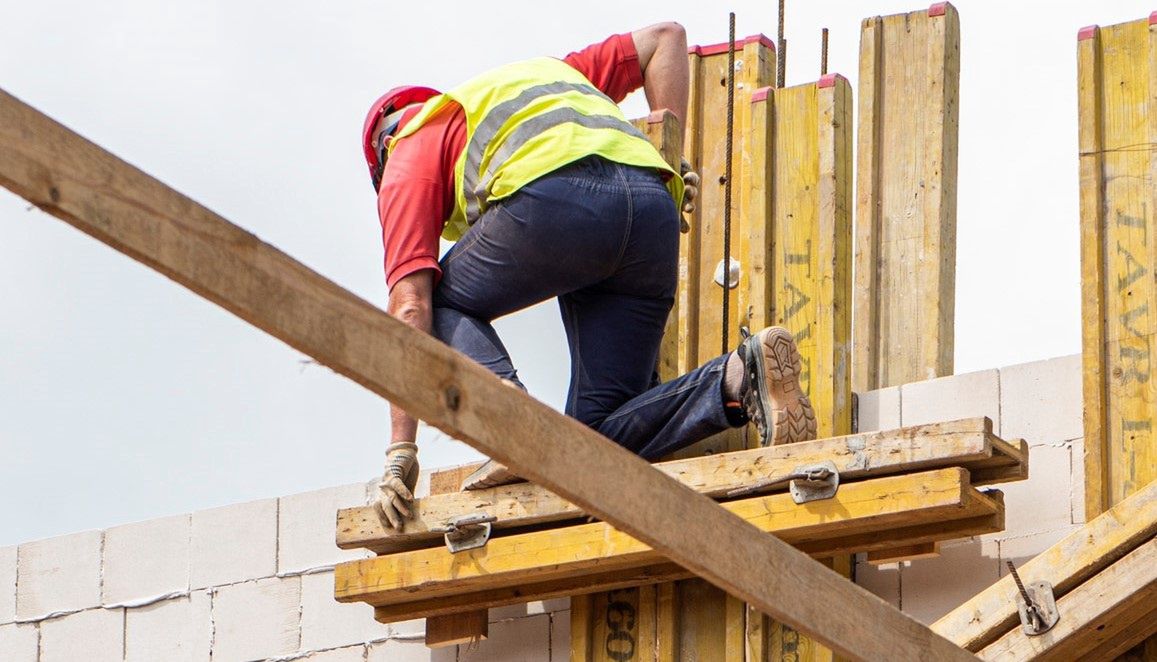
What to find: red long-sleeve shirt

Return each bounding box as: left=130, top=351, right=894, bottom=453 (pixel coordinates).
left=377, top=33, right=645, bottom=288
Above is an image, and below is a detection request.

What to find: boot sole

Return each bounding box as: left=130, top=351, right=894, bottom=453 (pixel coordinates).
left=756, top=327, right=817, bottom=445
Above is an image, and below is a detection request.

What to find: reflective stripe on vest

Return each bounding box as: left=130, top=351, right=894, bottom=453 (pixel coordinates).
left=464, top=106, right=649, bottom=222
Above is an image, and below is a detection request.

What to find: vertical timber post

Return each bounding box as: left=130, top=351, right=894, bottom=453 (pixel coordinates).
left=853, top=2, right=960, bottom=391
left=1077, top=15, right=1157, bottom=658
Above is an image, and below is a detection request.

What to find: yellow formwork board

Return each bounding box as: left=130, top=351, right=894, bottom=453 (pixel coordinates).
left=853, top=2, right=960, bottom=392
left=1077, top=18, right=1157, bottom=659
left=1077, top=17, right=1157, bottom=520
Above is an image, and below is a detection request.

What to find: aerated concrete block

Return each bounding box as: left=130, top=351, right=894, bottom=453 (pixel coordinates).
left=278, top=483, right=373, bottom=575
left=901, top=538, right=1000, bottom=625
left=854, top=386, right=900, bottom=433
left=211, top=576, right=301, bottom=661
left=900, top=370, right=1000, bottom=431
left=0, top=622, right=38, bottom=661
left=124, top=592, right=211, bottom=662
left=40, top=608, right=124, bottom=662
left=999, top=355, right=1082, bottom=445
left=370, top=639, right=455, bottom=662
left=854, top=558, right=901, bottom=608
left=305, top=645, right=369, bottom=662
left=16, top=530, right=102, bottom=620
left=994, top=443, right=1073, bottom=537
left=103, top=514, right=190, bottom=605
left=1071, top=437, right=1087, bottom=524
left=458, top=614, right=551, bottom=661
left=0, top=546, right=15, bottom=624
left=998, top=527, right=1079, bottom=571
left=551, top=610, right=571, bottom=660
left=300, top=571, right=387, bottom=651
left=190, top=498, right=277, bottom=589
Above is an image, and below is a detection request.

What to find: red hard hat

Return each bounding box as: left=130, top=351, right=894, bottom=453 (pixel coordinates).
left=362, top=85, right=439, bottom=188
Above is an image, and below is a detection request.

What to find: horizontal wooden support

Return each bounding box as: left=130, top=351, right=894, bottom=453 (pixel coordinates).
left=338, top=417, right=1024, bottom=554
left=367, top=491, right=1002, bottom=624
left=978, top=538, right=1157, bottom=661
left=932, top=479, right=1157, bottom=651
left=1, top=89, right=974, bottom=661
left=335, top=468, right=999, bottom=608
left=866, top=542, right=941, bottom=564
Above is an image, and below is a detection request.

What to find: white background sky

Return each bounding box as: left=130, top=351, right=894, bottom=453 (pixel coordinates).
left=1, top=0, right=1147, bottom=546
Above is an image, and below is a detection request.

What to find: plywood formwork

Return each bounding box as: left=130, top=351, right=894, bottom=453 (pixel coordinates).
left=0, top=89, right=977, bottom=661
left=853, top=2, right=960, bottom=392
left=932, top=479, right=1157, bottom=653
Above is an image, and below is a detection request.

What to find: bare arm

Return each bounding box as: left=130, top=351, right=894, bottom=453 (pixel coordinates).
left=632, top=22, right=690, bottom=134
left=386, top=269, right=435, bottom=443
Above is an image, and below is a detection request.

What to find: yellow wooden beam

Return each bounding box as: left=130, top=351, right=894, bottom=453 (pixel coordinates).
left=337, top=417, right=1023, bottom=554
left=853, top=3, right=961, bottom=391
left=0, top=88, right=976, bottom=661
left=335, top=468, right=996, bottom=607
left=932, top=479, right=1157, bottom=651
left=978, top=538, right=1157, bottom=661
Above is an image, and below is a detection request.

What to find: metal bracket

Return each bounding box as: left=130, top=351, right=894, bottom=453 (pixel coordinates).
left=432, top=513, right=496, bottom=553
left=726, top=460, right=839, bottom=504
left=788, top=461, right=840, bottom=504
left=713, top=258, right=741, bottom=289
left=1007, top=562, right=1060, bottom=636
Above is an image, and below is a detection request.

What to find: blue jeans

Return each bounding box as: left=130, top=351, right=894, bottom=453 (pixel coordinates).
left=432, top=156, right=735, bottom=460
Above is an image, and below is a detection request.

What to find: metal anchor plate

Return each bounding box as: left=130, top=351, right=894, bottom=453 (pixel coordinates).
left=788, top=460, right=839, bottom=504
left=432, top=513, right=497, bottom=553
left=1016, top=580, right=1060, bottom=636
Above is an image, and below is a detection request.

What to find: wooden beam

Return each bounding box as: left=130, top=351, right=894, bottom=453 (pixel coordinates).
left=423, top=465, right=488, bottom=648
left=865, top=542, right=941, bottom=564
left=0, top=89, right=974, bottom=661
left=853, top=3, right=961, bottom=391
left=335, top=468, right=998, bottom=607
left=932, top=479, right=1157, bottom=651
left=337, top=417, right=1024, bottom=554
left=977, top=538, right=1157, bottom=661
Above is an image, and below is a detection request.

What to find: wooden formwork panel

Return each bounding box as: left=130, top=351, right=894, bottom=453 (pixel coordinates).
left=853, top=2, right=960, bottom=392
left=1077, top=17, right=1157, bottom=521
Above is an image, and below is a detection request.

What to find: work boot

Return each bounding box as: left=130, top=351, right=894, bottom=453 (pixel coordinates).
left=736, top=326, right=817, bottom=445
left=461, top=459, right=523, bottom=491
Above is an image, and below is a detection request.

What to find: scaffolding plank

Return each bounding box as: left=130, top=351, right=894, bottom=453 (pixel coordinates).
left=0, top=88, right=974, bottom=662
left=337, top=417, right=1023, bottom=554
left=1077, top=16, right=1157, bottom=522
left=932, top=479, right=1157, bottom=651
left=853, top=2, right=960, bottom=391
left=334, top=468, right=997, bottom=607
left=977, top=538, right=1157, bottom=661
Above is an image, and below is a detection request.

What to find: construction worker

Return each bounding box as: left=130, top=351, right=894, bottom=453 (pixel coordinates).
left=365, top=23, right=816, bottom=528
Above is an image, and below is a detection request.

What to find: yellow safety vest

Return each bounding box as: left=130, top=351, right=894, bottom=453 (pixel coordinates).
left=390, top=56, right=683, bottom=241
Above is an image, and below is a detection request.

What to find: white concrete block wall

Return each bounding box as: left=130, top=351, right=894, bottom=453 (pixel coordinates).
left=1, top=353, right=1089, bottom=660
left=853, top=354, right=1087, bottom=626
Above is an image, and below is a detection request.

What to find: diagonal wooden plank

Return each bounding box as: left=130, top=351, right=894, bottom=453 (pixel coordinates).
left=0, top=89, right=975, bottom=661
left=337, top=417, right=1024, bottom=554
left=978, top=538, right=1157, bottom=661
left=932, top=479, right=1157, bottom=651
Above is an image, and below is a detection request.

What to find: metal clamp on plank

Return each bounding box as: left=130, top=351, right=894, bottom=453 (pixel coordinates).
left=726, top=460, right=840, bottom=504
left=1006, top=562, right=1060, bottom=636
left=432, top=513, right=497, bottom=553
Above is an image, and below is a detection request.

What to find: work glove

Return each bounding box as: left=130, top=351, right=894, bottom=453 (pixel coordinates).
left=375, top=441, right=420, bottom=529
left=679, top=158, right=699, bottom=233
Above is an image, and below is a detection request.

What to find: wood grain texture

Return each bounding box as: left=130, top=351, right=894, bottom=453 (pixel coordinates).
left=336, top=468, right=997, bottom=610
left=0, top=89, right=974, bottom=661
left=932, top=480, right=1157, bottom=651
left=977, top=538, right=1157, bottom=662
left=337, top=417, right=1023, bottom=554
left=853, top=3, right=960, bottom=391
left=1077, top=16, right=1157, bottom=523
left=423, top=463, right=487, bottom=648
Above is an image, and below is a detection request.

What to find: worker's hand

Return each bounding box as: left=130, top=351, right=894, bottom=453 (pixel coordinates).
left=375, top=441, right=420, bottom=529
left=680, top=157, right=700, bottom=215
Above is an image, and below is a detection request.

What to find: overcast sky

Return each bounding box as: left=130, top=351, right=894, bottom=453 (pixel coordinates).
left=1, top=0, right=1149, bottom=546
